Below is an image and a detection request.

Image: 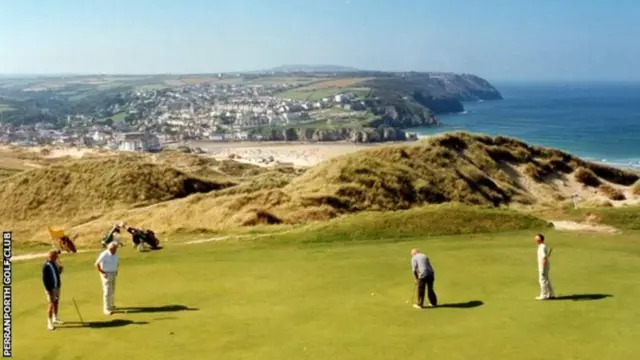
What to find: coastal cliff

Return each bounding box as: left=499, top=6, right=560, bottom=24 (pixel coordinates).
left=362, top=72, right=502, bottom=114
left=252, top=70, right=504, bottom=143
left=250, top=101, right=441, bottom=143
left=432, top=73, right=503, bottom=101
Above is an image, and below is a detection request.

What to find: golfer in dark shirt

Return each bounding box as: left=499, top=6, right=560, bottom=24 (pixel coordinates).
left=410, top=248, right=438, bottom=309
left=42, top=249, right=64, bottom=330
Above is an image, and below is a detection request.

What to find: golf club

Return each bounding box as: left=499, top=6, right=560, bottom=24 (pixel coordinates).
left=72, top=297, right=85, bottom=325
left=409, top=284, right=415, bottom=305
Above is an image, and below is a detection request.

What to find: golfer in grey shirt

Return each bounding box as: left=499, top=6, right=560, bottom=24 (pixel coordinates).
left=411, top=248, right=438, bottom=309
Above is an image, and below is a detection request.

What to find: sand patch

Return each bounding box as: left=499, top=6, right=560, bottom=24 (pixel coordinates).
left=551, top=220, right=620, bottom=234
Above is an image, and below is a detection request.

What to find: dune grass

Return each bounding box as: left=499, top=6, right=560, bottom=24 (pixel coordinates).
left=0, top=157, right=233, bottom=223
left=11, top=226, right=640, bottom=360
left=0, top=167, right=23, bottom=179
left=282, top=133, right=638, bottom=216
left=598, top=184, right=626, bottom=201
left=574, top=167, right=601, bottom=187
left=3, top=133, right=638, bottom=246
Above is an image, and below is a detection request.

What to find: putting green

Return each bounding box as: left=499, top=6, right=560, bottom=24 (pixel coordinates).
left=11, top=230, right=640, bottom=359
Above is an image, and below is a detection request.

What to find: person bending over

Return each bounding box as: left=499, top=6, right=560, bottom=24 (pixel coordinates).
left=410, top=248, right=438, bottom=309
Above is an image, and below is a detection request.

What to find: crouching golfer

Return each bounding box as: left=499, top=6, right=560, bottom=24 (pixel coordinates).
left=411, top=248, right=438, bottom=309
left=42, top=249, right=64, bottom=330
left=95, top=242, right=120, bottom=315
left=535, top=233, right=555, bottom=300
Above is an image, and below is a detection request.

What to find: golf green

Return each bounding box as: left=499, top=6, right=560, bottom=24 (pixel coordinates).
left=11, top=230, right=640, bottom=359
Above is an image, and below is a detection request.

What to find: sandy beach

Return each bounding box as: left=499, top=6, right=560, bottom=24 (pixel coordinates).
left=181, top=141, right=395, bottom=167
left=2, top=141, right=409, bottom=168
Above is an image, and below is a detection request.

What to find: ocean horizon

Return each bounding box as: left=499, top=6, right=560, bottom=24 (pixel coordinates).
left=409, top=82, right=640, bottom=170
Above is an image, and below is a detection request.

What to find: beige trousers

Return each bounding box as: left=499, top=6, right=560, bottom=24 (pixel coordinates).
left=538, top=266, right=555, bottom=298
left=101, top=272, right=117, bottom=312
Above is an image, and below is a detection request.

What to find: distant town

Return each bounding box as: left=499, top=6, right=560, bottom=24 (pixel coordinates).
left=0, top=80, right=402, bottom=151
left=0, top=70, right=503, bottom=152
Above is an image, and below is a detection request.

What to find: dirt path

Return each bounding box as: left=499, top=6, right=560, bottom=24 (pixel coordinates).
left=12, top=249, right=92, bottom=262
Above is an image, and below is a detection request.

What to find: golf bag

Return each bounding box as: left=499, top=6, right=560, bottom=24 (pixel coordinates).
left=47, top=227, right=78, bottom=253
left=143, top=230, right=160, bottom=249
left=101, top=225, right=122, bottom=248
left=58, top=235, right=77, bottom=253
left=129, top=227, right=160, bottom=250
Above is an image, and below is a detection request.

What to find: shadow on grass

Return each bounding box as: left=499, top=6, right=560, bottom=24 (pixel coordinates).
left=115, top=304, right=199, bottom=314
left=137, top=246, right=163, bottom=252
left=553, top=294, right=612, bottom=301
left=437, top=300, right=484, bottom=309
left=62, top=319, right=149, bottom=329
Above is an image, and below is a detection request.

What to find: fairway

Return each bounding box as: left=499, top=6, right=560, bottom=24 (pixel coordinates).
left=12, top=230, right=640, bottom=359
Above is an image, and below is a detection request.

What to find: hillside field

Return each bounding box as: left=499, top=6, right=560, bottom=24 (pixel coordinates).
left=276, top=77, right=372, bottom=101
left=0, top=104, right=14, bottom=112
left=0, top=75, right=325, bottom=95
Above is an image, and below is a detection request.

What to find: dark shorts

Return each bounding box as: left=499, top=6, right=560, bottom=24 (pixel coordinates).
left=45, top=288, right=60, bottom=303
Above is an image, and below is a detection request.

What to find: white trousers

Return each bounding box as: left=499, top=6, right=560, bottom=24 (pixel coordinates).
left=101, top=272, right=117, bottom=312
left=538, top=266, right=555, bottom=298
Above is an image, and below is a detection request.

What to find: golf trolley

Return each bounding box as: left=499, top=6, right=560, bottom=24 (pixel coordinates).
left=47, top=226, right=78, bottom=253
left=101, top=223, right=161, bottom=251
left=128, top=227, right=161, bottom=250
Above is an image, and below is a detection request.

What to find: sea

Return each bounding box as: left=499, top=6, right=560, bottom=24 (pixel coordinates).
left=408, top=82, right=640, bottom=170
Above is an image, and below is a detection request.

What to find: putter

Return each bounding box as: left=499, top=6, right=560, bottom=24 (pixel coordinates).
left=409, top=283, right=416, bottom=305
left=72, top=297, right=85, bottom=325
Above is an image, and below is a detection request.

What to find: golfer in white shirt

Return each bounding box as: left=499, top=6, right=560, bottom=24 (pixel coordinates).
left=535, top=233, right=555, bottom=300
left=95, top=241, right=120, bottom=315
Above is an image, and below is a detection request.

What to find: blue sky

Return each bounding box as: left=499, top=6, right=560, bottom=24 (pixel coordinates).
left=1, top=0, right=639, bottom=81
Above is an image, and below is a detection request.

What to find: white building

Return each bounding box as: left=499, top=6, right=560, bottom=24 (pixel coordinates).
left=233, top=132, right=249, bottom=140
left=92, top=131, right=110, bottom=145
left=208, top=134, right=224, bottom=141
left=117, top=132, right=162, bottom=152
